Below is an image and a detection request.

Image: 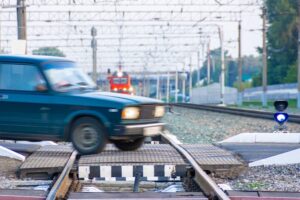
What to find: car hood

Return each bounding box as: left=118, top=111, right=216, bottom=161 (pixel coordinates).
left=74, top=91, right=162, bottom=106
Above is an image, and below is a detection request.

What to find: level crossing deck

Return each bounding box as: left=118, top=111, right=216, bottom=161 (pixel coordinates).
left=78, top=143, right=244, bottom=181
left=19, top=145, right=73, bottom=179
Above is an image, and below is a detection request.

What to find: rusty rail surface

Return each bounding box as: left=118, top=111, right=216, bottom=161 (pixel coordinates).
left=161, top=132, right=230, bottom=200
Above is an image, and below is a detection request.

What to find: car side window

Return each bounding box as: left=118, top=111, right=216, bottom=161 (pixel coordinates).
left=0, top=63, right=45, bottom=91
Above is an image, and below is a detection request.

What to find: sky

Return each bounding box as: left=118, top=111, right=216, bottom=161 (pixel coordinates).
left=0, top=0, right=263, bottom=72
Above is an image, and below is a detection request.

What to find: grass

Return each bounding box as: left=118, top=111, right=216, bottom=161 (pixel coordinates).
left=245, top=182, right=266, bottom=190
left=237, top=99, right=297, bottom=109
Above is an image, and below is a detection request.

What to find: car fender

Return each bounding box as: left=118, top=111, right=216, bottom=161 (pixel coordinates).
left=63, top=110, right=111, bottom=140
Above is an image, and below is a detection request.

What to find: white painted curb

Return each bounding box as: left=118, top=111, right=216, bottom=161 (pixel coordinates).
left=219, top=133, right=300, bottom=144
left=16, top=141, right=57, bottom=146
left=0, top=146, right=25, bottom=162
left=249, top=148, right=300, bottom=166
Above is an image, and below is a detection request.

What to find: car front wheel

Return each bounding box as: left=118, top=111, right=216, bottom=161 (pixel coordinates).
left=71, top=117, right=107, bottom=155
left=113, top=137, right=145, bottom=151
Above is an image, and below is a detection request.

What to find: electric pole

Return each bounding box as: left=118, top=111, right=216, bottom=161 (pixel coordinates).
left=237, top=20, right=243, bottom=106
left=189, top=56, right=192, bottom=100
left=197, top=51, right=200, bottom=83
left=17, top=0, right=26, bottom=40
left=142, top=66, right=146, bottom=96
left=182, top=66, right=186, bottom=103
left=219, top=26, right=225, bottom=105
left=0, top=8, right=1, bottom=53
left=262, top=7, right=268, bottom=107
left=207, top=40, right=211, bottom=85
left=166, top=71, right=170, bottom=103
left=91, top=26, right=98, bottom=83
left=156, top=73, right=160, bottom=99
left=16, top=0, right=27, bottom=53
left=175, top=66, right=178, bottom=103
left=297, top=0, right=300, bottom=108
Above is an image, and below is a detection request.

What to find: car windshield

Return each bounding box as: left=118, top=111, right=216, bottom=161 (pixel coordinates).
left=44, top=61, right=96, bottom=92
left=113, top=78, right=128, bottom=84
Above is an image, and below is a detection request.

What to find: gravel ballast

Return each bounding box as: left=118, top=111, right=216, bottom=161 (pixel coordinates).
left=0, top=157, right=22, bottom=189
left=163, top=107, right=300, bottom=144
left=215, top=164, right=300, bottom=192
left=163, top=106, right=300, bottom=192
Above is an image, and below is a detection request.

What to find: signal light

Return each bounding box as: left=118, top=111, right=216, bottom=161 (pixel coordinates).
left=274, top=113, right=289, bottom=125
left=274, top=100, right=288, bottom=112
left=273, top=100, right=289, bottom=131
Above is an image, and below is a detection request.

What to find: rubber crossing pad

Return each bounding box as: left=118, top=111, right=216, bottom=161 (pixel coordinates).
left=19, top=145, right=73, bottom=179
left=78, top=144, right=188, bottom=180
left=79, top=144, right=186, bottom=165
left=180, top=144, right=245, bottom=178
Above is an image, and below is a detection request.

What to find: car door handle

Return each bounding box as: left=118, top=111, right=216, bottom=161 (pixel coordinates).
left=0, top=94, right=8, bottom=100
left=40, top=107, right=50, bottom=111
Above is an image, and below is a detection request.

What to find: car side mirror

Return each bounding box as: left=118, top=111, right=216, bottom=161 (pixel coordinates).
left=35, top=83, right=48, bottom=92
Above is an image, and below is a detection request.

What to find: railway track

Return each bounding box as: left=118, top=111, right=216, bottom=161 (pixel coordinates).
left=0, top=132, right=300, bottom=200
left=172, top=103, right=300, bottom=123
left=44, top=132, right=233, bottom=200
left=42, top=131, right=300, bottom=200
left=46, top=151, right=77, bottom=200
left=161, top=133, right=230, bottom=200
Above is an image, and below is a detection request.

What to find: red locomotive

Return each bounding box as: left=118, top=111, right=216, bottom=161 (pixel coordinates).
left=108, top=66, right=133, bottom=95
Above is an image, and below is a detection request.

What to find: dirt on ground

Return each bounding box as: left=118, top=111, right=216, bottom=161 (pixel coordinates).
left=0, top=157, right=22, bottom=178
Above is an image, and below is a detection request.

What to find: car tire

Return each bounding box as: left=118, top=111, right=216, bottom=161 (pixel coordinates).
left=70, top=117, right=107, bottom=155
left=113, top=137, right=145, bottom=151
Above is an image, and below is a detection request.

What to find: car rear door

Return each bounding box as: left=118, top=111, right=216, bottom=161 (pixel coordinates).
left=0, top=63, right=56, bottom=140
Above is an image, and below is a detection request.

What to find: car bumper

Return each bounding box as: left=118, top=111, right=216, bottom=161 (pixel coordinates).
left=111, top=122, right=165, bottom=139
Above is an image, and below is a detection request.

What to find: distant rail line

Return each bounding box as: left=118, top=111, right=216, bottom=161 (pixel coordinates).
left=172, top=103, right=300, bottom=123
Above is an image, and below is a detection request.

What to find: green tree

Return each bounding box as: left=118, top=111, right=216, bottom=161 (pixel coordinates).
left=200, top=48, right=262, bottom=87
left=32, top=47, right=65, bottom=57
left=200, top=48, right=224, bottom=84
left=227, top=59, right=237, bottom=87
left=265, top=0, right=298, bottom=84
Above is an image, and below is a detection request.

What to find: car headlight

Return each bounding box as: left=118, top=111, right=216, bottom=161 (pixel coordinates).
left=122, top=107, right=140, bottom=120
left=154, top=106, right=165, bottom=117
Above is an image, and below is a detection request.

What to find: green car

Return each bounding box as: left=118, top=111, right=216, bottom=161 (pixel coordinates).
left=0, top=55, right=165, bottom=155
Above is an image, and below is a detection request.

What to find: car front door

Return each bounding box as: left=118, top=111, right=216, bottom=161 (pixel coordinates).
left=0, top=63, right=57, bottom=140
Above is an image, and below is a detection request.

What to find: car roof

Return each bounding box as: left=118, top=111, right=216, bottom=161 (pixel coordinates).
left=0, top=54, right=74, bottom=65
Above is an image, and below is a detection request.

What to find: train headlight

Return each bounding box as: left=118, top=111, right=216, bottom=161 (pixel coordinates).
left=129, top=87, right=133, bottom=92
left=113, top=88, right=118, bottom=91
left=123, top=88, right=127, bottom=91
left=117, top=71, right=123, bottom=77
left=274, top=112, right=289, bottom=125
left=122, top=107, right=140, bottom=120
left=154, top=106, right=165, bottom=117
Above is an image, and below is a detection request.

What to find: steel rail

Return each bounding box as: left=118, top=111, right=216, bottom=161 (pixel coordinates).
left=160, top=131, right=230, bottom=200
left=172, top=103, right=300, bottom=123
left=46, top=150, right=77, bottom=200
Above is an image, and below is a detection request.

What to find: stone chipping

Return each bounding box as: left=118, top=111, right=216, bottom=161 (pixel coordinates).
left=163, top=106, right=300, bottom=192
